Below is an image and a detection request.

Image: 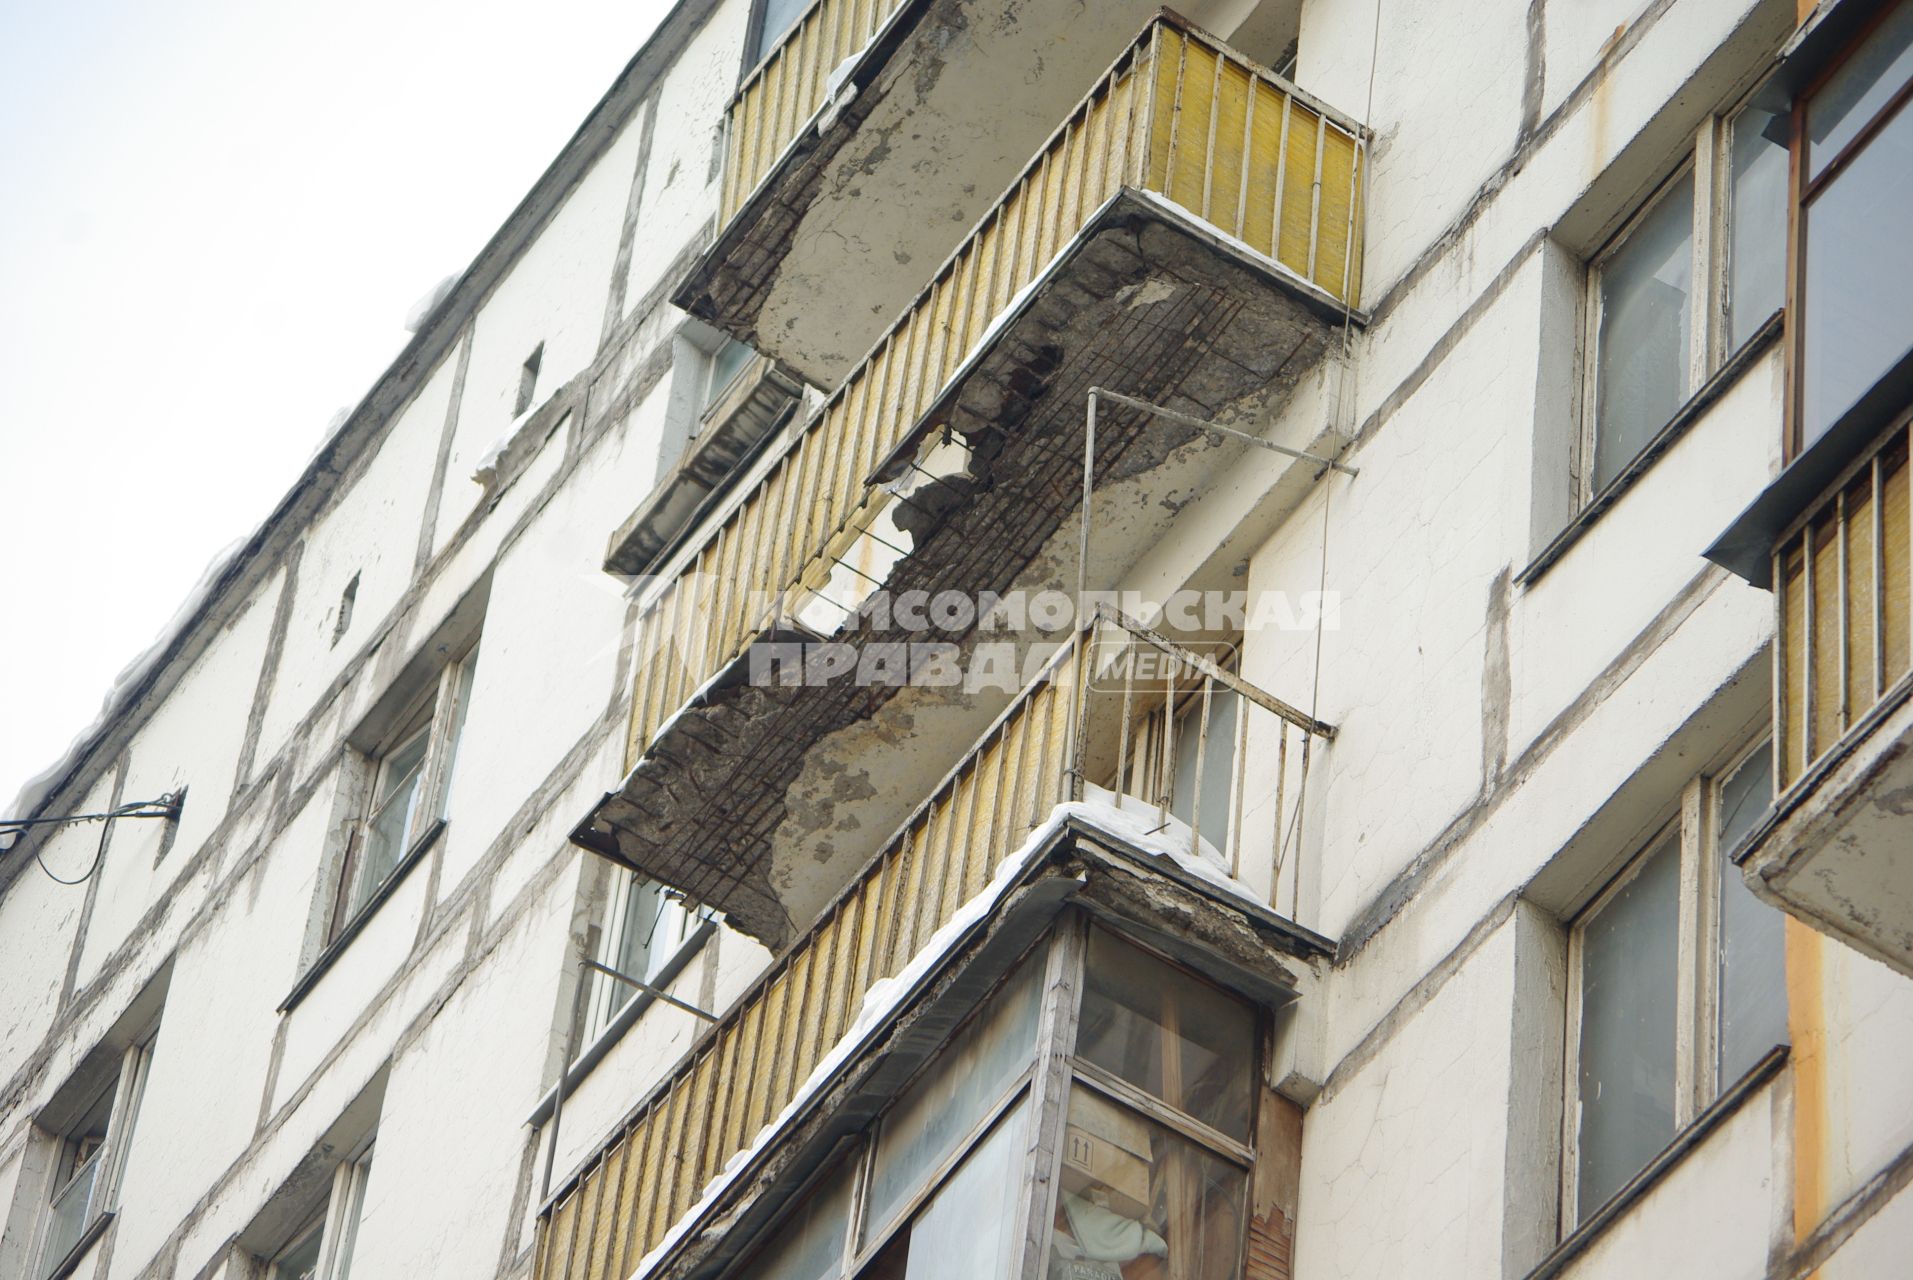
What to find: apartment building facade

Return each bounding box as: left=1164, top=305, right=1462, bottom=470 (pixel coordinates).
left=2, top=1, right=1910, bottom=1279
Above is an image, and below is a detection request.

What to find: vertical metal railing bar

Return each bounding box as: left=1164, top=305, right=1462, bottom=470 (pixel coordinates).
left=1200, top=49, right=1225, bottom=221
left=1234, top=72, right=1257, bottom=240
left=1305, top=113, right=1327, bottom=282
left=1162, top=33, right=1190, bottom=203
left=1271, top=93, right=1293, bottom=262
left=1875, top=456, right=1888, bottom=703
left=1339, top=136, right=1365, bottom=305
left=1190, top=675, right=1215, bottom=857
left=1228, top=688, right=1249, bottom=880
left=1802, top=524, right=1817, bottom=770
left=1837, top=488, right=1851, bottom=736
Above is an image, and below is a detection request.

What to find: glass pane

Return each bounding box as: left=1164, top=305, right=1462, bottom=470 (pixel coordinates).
left=615, top=879, right=666, bottom=990
left=756, top=0, right=811, bottom=62
left=438, top=653, right=479, bottom=816
left=1727, top=104, right=1790, bottom=348
left=1046, top=1089, right=1246, bottom=1280
left=272, top=1222, right=325, bottom=1280
left=39, top=1152, right=103, bottom=1278
left=859, top=1105, right=1028, bottom=1280
left=1717, top=743, right=1789, bottom=1087
left=1077, top=930, right=1254, bottom=1141
left=1576, top=835, right=1680, bottom=1220
left=355, top=771, right=423, bottom=915
left=707, top=341, right=756, bottom=408
left=332, top=1151, right=373, bottom=1280
left=1593, top=172, right=1696, bottom=492
left=1169, top=689, right=1239, bottom=859
left=863, top=958, right=1042, bottom=1241
left=1801, top=100, right=1913, bottom=445
left=752, top=1161, right=854, bottom=1280
left=1807, top=0, right=1913, bottom=179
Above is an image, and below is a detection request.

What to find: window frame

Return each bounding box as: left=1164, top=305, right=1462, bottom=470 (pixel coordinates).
left=32, top=1031, right=155, bottom=1280
left=1559, top=735, right=1787, bottom=1234
left=723, top=919, right=1265, bottom=1280
left=1787, top=0, right=1913, bottom=458
left=268, top=1140, right=375, bottom=1280
left=327, top=644, right=479, bottom=944
left=1578, top=82, right=1789, bottom=508
left=580, top=871, right=703, bottom=1045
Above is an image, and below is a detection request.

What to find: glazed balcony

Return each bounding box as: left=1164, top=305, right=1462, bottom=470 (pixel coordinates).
left=537, top=614, right=1332, bottom=1280
left=680, top=1, right=1337, bottom=388
left=1730, top=416, right=1913, bottom=975
left=575, top=14, right=1363, bottom=946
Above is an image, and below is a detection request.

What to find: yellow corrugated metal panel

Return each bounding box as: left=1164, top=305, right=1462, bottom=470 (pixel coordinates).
left=1884, top=439, right=1911, bottom=686
left=1845, top=478, right=1877, bottom=725
left=723, top=0, right=914, bottom=224
left=544, top=648, right=1099, bottom=1280
left=1810, top=518, right=1842, bottom=761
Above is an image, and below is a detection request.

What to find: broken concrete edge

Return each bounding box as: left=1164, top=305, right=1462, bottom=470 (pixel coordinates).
left=0, top=0, right=729, bottom=854
left=668, top=0, right=938, bottom=335
left=1733, top=671, right=1913, bottom=973
left=870, top=186, right=1366, bottom=489
left=537, top=810, right=1330, bottom=1276
left=675, top=3, right=1369, bottom=358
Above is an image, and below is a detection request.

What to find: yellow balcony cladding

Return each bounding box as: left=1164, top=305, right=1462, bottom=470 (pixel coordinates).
left=574, top=14, right=1363, bottom=946
left=719, top=0, right=907, bottom=231
left=681, top=2, right=1351, bottom=387
left=1741, top=416, right=1913, bottom=976
left=537, top=625, right=1331, bottom=1280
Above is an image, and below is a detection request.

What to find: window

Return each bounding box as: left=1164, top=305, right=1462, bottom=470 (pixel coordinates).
left=729, top=928, right=1261, bottom=1280
left=329, top=647, right=477, bottom=941
left=35, top=1035, right=154, bottom=1280
left=1563, top=739, right=1788, bottom=1228
left=1796, top=0, right=1913, bottom=449
left=1109, top=647, right=1247, bottom=870
left=753, top=0, right=810, bottom=64
left=269, top=1143, right=375, bottom=1280
left=1582, top=87, right=1789, bottom=498
left=582, top=872, right=701, bottom=1043
left=703, top=340, right=756, bottom=415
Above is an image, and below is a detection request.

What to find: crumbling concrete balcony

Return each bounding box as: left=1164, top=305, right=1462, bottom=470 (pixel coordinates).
left=573, top=13, right=1363, bottom=947
left=678, top=0, right=1317, bottom=388
left=536, top=623, right=1332, bottom=1280
left=1723, top=417, right=1913, bottom=976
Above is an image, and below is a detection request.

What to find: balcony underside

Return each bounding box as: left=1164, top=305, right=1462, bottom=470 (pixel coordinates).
left=1741, top=678, right=1913, bottom=977
left=678, top=0, right=1303, bottom=388
left=576, top=190, right=1348, bottom=947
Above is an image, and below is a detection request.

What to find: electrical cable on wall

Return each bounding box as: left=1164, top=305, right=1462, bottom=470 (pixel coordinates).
left=0, top=793, right=184, bottom=885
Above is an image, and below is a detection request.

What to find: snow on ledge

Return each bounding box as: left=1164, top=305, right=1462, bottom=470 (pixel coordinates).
left=620, top=793, right=1266, bottom=1280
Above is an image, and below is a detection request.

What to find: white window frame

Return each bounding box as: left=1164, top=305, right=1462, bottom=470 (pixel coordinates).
left=582, top=871, right=700, bottom=1045
left=32, top=1032, right=155, bottom=1280
left=329, top=645, right=478, bottom=941
left=1560, top=735, right=1785, bottom=1231
left=1578, top=84, right=1785, bottom=507
left=268, top=1141, right=375, bottom=1280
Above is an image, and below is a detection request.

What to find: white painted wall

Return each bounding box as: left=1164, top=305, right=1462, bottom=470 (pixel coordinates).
left=5, top=2, right=1911, bottom=1280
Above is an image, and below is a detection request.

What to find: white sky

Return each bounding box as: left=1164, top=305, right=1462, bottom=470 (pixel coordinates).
left=0, top=0, right=673, bottom=808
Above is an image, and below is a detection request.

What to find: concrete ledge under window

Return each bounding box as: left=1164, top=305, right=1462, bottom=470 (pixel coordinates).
left=1518, top=310, right=1784, bottom=588
left=1523, top=1044, right=1789, bottom=1280
left=277, top=819, right=446, bottom=1014
left=42, top=1209, right=113, bottom=1280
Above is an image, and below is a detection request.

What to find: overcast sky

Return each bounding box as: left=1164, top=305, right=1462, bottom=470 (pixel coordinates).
left=0, top=0, right=672, bottom=809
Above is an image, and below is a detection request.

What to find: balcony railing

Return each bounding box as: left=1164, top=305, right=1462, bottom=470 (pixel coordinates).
left=1774, top=419, right=1911, bottom=789
left=538, top=612, right=1331, bottom=1280
left=722, top=0, right=908, bottom=229
left=630, top=16, right=1362, bottom=767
